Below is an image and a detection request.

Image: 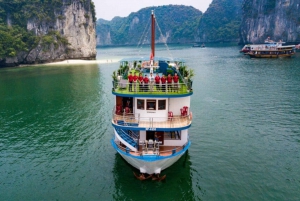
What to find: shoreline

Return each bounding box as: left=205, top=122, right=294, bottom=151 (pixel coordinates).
left=1, top=59, right=119, bottom=69
left=44, top=59, right=119, bottom=65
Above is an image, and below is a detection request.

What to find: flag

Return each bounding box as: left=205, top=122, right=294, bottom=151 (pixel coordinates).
left=150, top=52, right=154, bottom=60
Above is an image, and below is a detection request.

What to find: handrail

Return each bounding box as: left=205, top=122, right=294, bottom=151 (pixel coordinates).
left=112, top=112, right=192, bottom=129
left=112, top=80, right=192, bottom=94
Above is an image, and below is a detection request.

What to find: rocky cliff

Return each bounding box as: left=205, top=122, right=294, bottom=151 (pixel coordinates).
left=0, top=0, right=96, bottom=67
left=240, top=0, right=300, bottom=44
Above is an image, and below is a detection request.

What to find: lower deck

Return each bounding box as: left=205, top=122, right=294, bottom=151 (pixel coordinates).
left=113, top=113, right=191, bottom=128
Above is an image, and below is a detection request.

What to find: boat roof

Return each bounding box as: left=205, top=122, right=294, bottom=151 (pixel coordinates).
left=119, top=56, right=186, bottom=63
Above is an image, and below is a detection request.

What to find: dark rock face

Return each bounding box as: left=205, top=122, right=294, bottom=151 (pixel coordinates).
left=240, top=0, right=300, bottom=44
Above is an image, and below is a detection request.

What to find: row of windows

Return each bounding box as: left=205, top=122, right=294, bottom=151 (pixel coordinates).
left=137, top=99, right=166, bottom=110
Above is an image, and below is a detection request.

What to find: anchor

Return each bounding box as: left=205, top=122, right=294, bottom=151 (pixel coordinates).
left=133, top=172, right=166, bottom=181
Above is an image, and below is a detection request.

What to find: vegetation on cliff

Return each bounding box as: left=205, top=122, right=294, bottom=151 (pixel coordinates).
left=197, top=0, right=243, bottom=42
left=96, top=5, right=202, bottom=46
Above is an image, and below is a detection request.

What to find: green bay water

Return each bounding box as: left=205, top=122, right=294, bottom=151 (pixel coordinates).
left=0, top=45, right=300, bottom=200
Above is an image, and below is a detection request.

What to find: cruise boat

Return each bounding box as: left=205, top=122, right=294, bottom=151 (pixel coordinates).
left=110, top=11, right=193, bottom=177
left=245, top=39, right=296, bottom=58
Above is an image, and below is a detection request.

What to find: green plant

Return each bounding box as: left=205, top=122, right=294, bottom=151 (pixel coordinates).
left=188, top=68, right=195, bottom=80
left=112, top=71, right=118, bottom=81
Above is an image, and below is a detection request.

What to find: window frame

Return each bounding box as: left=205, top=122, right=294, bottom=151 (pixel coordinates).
left=158, top=99, right=166, bottom=110
left=137, top=99, right=145, bottom=110
left=146, top=99, right=156, bottom=110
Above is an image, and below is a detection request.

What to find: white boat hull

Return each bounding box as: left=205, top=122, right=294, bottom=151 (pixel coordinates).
left=118, top=150, right=186, bottom=174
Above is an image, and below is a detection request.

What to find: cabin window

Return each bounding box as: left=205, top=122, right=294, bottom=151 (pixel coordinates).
left=146, top=100, right=156, bottom=110
left=158, top=100, right=166, bottom=110
left=164, top=131, right=181, bottom=140
left=137, top=99, right=145, bottom=110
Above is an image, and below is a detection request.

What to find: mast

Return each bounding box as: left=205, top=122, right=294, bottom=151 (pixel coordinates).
left=151, top=10, right=155, bottom=58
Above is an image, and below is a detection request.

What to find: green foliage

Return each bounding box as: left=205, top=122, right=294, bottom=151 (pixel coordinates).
left=41, top=31, right=70, bottom=50
left=0, top=24, right=38, bottom=58
left=90, top=1, right=96, bottom=22
left=97, top=5, right=202, bottom=45
left=198, top=0, right=243, bottom=42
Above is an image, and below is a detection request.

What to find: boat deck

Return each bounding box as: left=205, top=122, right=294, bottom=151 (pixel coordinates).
left=118, top=143, right=185, bottom=157
left=113, top=114, right=191, bottom=128
left=113, top=81, right=192, bottom=96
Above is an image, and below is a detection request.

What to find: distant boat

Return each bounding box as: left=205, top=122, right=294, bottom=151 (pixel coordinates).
left=243, top=39, right=296, bottom=58
left=192, top=43, right=205, bottom=48
left=296, top=44, right=300, bottom=51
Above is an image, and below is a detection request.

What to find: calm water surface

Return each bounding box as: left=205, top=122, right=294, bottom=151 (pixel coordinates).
left=0, top=45, right=300, bottom=200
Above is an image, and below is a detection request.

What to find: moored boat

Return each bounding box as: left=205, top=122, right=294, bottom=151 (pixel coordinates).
left=245, top=40, right=296, bottom=58
left=110, top=11, right=194, bottom=176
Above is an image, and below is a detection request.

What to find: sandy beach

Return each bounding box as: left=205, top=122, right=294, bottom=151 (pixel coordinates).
left=45, top=59, right=119, bottom=65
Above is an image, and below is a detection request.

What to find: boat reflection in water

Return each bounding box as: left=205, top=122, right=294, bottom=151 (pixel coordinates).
left=112, top=151, right=198, bottom=200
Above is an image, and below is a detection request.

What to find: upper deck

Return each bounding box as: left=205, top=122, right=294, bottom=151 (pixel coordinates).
left=112, top=57, right=194, bottom=97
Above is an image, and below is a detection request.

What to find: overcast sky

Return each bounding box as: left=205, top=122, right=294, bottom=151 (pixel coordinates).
left=94, top=0, right=213, bottom=20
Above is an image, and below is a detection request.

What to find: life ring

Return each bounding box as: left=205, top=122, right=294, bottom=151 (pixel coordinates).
left=189, top=112, right=193, bottom=121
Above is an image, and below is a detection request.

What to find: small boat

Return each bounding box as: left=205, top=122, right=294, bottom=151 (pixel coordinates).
left=111, top=11, right=193, bottom=175
left=295, top=44, right=300, bottom=51
left=245, top=39, right=296, bottom=58
left=192, top=43, right=205, bottom=48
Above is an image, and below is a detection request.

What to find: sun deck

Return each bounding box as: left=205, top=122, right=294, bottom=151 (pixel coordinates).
left=112, top=80, right=192, bottom=96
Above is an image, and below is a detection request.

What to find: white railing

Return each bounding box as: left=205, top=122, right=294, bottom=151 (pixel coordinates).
left=112, top=110, right=192, bottom=129
left=112, top=80, right=192, bottom=94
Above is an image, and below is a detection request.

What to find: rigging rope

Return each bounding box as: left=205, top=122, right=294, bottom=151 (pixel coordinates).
left=136, top=17, right=151, bottom=56
left=155, top=16, right=173, bottom=59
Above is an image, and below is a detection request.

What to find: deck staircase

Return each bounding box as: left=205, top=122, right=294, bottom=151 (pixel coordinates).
left=115, top=127, right=138, bottom=151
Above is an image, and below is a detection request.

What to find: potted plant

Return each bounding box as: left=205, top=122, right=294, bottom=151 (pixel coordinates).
left=112, top=71, right=118, bottom=89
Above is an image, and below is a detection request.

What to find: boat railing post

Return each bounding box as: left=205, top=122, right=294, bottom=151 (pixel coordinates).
left=151, top=118, right=153, bottom=128
left=172, top=148, right=176, bottom=155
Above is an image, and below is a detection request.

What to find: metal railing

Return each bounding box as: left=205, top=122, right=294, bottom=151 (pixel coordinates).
left=112, top=80, right=192, bottom=95
left=112, top=111, right=192, bottom=129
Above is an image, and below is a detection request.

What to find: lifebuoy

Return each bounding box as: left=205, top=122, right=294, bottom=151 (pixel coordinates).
left=189, top=112, right=193, bottom=121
